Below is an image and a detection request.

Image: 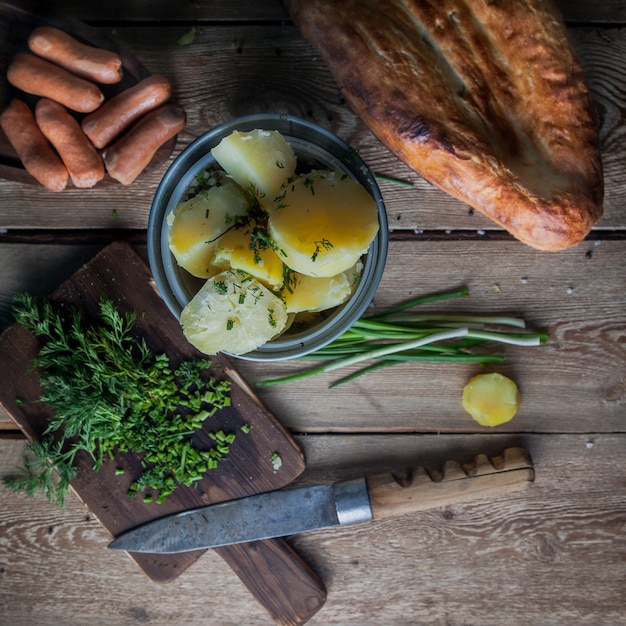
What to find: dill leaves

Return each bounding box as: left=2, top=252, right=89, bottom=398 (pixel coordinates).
left=4, top=293, right=233, bottom=507
left=209, top=183, right=286, bottom=266
left=311, top=238, right=334, bottom=262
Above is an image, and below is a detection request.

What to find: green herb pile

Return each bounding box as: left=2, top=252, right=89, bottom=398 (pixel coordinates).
left=3, top=294, right=233, bottom=507
left=256, top=288, right=548, bottom=388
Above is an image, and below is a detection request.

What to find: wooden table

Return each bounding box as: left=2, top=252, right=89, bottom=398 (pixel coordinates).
left=1, top=1, right=625, bottom=624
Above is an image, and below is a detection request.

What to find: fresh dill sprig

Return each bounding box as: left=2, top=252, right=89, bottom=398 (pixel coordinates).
left=311, top=238, right=334, bottom=262
left=208, top=183, right=286, bottom=265
left=4, top=294, right=233, bottom=507
left=281, top=266, right=299, bottom=296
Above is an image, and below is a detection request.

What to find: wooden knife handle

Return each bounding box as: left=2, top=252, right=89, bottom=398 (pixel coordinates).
left=215, top=538, right=326, bottom=626
left=366, top=447, right=534, bottom=520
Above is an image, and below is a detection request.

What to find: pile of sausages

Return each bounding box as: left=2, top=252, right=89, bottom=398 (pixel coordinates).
left=0, top=26, right=186, bottom=190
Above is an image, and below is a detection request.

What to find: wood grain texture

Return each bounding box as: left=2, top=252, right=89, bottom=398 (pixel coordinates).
left=29, top=0, right=626, bottom=24
left=0, top=242, right=327, bottom=624
left=214, top=540, right=327, bottom=626
left=2, top=433, right=624, bottom=625
left=0, top=3, right=624, bottom=623
left=0, top=24, right=624, bottom=231
left=366, top=448, right=534, bottom=519
left=288, top=433, right=626, bottom=625
left=1, top=239, right=624, bottom=435
left=238, top=238, right=626, bottom=434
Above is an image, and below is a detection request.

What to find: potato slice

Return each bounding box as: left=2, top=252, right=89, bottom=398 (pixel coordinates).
left=213, top=228, right=285, bottom=290
left=462, top=372, right=521, bottom=427
left=211, top=129, right=296, bottom=206
left=269, top=170, right=379, bottom=277
left=167, top=181, right=249, bottom=278
left=281, top=262, right=362, bottom=313
left=180, top=270, right=288, bottom=355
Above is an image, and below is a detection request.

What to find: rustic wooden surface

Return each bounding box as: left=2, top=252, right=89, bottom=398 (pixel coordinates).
left=0, top=241, right=328, bottom=625
left=0, top=1, right=625, bottom=625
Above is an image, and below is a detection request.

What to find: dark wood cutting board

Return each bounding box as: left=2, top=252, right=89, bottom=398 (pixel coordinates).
left=0, top=241, right=326, bottom=626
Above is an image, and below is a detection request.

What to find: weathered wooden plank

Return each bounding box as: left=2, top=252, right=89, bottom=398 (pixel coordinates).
left=0, top=243, right=116, bottom=431
left=1, top=240, right=624, bottom=435
left=241, top=238, right=626, bottom=435
left=33, top=0, right=626, bottom=24
left=0, top=242, right=328, bottom=623
left=570, top=27, right=626, bottom=234
left=1, top=433, right=624, bottom=625
left=0, top=24, right=624, bottom=232
left=0, top=243, right=105, bottom=328
left=38, top=0, right=291, bottom=23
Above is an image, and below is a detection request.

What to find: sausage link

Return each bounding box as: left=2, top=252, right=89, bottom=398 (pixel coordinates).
left=28, top=26, right=123, bottom=84
left=0, top=99, right=68, bottom=191
left=7, top=52, right=104, bottom=113
left=103, top=103, right=186, bottom=185
left=82, top=75, right=172, bottom=149
left=35, top=98, right=105, bottom=188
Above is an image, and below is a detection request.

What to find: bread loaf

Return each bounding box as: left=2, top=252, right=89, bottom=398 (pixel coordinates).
left=283, top=0, right=603, bottom=250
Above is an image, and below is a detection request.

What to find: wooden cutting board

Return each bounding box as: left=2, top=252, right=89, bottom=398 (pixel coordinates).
left=0, top=241, right=326, bottom=626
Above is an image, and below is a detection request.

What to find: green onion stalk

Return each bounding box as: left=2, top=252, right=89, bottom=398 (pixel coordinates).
left=256, top=288, right=548, bottom=388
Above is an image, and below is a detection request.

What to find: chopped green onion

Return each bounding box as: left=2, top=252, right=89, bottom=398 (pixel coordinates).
left=374, top=173, right=415, bottom=187
left=255, top=288, right=547, bottom=388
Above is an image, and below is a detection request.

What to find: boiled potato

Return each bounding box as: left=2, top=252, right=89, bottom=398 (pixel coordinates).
left=269, top=170, right=379, bottom=277
left=281, top=262, right=362, bottom=313
left=211, top=129, right=297, bottom=206
left=462, top=372, right=521, bottom=427
left=180, top=270, right=288, bottom=355
left=213, top=228, right=285, bottom=290
left=170, top=130, right=378, bottom=356
left=167, top=181, right=249, bottom=278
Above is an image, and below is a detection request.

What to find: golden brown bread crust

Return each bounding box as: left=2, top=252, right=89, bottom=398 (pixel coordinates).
left=283, top=0, right=603, bottom=250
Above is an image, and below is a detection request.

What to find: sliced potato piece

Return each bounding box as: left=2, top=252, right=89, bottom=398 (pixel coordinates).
left=211, top=129, right=296, bottom=206
left=180, top=270, right=288, bottom=355
left=462, top=372, right=521, bottom=427
left=269, top=170, right=379, bottom=277
left=167, top=181, right=249, bottom=278
left=281, top=261, right=362, bottom=313
left=213, top=228, right=285, bottom=290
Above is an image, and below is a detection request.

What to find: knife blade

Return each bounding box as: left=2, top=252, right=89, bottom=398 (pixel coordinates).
left=108, top=447, right=534, bottom=554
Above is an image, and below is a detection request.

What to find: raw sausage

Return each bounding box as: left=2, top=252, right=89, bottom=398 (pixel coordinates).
left=82, top=75, right=172, bottom=148
left=35, top=98, right=105, bottom=188
left=7, top=52, right=104, bottom=113
left=28, top=26, right=123, bottom=84
left=103, top=103, right=186, bottom=185
left=0, top=99, right=68, bottom=191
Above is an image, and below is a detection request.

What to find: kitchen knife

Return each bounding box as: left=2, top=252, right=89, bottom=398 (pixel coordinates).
left=108, top=447, right=534, bottom=554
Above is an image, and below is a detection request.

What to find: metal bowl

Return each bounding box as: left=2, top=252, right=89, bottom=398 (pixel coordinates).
left=148, top=113, right=388, bottom=361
